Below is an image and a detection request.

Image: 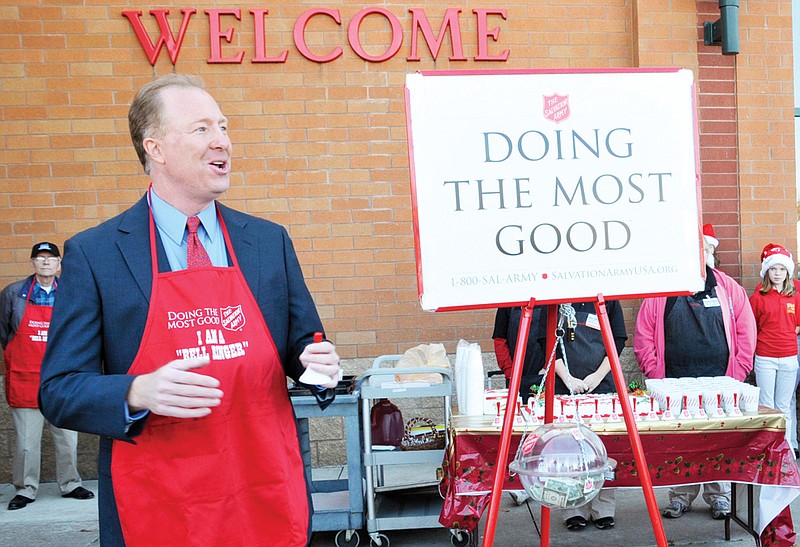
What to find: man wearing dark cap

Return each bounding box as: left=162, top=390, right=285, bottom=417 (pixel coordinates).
left=0, top=242, right=94, bottom=510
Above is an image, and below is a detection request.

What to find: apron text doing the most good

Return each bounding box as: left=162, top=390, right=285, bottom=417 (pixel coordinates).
left=4, top=282, right=51, bottom=408
left=111, top=208, right=309, bottom=546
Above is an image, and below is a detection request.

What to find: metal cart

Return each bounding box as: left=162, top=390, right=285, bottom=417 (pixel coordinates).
left=292, top=388, right=365, bottom=547
left=360, top=355, right=467, bottom=547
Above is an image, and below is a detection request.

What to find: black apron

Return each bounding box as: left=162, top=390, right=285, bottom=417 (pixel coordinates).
left=555, top=303, right=617, bottom=395
left=664, top=270, right=728, bottom=378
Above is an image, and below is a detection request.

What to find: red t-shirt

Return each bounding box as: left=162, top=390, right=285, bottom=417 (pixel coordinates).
left=749, top=285, right=800, bottom=357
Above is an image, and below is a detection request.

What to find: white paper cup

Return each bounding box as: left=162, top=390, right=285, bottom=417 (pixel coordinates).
left=702, top=389, right=722, bottom=413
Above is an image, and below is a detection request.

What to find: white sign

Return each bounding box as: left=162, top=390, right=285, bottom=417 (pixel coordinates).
left=405, top=69, right=705, bottom=311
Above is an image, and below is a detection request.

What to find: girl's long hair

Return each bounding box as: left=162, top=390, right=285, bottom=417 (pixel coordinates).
left=759, top=268, right=796, bottom=296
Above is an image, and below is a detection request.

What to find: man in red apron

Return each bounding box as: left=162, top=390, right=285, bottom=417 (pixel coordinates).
left=39, top=74, right=341, bottom=546
left=0, top=242, right=94, bottom=510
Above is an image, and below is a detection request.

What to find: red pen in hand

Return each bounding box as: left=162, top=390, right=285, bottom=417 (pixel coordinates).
left=299, top=332, right=330, bottom=385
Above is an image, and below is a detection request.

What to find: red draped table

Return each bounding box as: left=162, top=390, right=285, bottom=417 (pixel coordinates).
left=439, top=409, right=800, bottom=542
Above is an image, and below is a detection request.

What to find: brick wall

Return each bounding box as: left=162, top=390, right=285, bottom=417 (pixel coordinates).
left=0, top=1, right=795, bottom=471
left=734, top=0, right=797, bottom=286
left=1, top=0, right=643, bottom=364
left=696, top=1, right=741, bottom=279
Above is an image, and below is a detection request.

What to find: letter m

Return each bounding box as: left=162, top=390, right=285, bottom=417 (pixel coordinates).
left=122, top=9, right=196, bottom=66
left=407, top=8, right=466, bottom=61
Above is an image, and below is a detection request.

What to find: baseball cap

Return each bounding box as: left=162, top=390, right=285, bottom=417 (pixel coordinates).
left=31, top=242, right=60, bottom=258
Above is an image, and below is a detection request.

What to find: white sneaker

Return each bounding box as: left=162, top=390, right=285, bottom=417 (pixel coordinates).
left=662, top=500, right=690, bottom=518
left=711, top=499, right=731, bottom=520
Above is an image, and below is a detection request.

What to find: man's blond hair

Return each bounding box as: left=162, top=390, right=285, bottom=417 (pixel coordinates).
left=128, top=74, right=205, bottom=174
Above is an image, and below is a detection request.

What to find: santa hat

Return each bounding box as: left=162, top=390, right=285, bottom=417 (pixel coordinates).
left=760, top=243, right=795, bottom=278
left=702, top=224, right=718, bottom=248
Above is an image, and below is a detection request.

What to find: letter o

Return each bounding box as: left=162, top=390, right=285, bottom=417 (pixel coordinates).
left=348, top=8, right=403, bottom=62
left=517, top=130, right=549, bottom=161
left=592, top=174, right=623, bottom=205
left=530, top=223, right=560, bottom=254
left=566, top=221, right=597, bottom=252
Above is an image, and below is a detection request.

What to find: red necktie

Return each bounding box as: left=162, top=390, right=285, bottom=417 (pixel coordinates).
left=186, top=216, right=212, bottom=268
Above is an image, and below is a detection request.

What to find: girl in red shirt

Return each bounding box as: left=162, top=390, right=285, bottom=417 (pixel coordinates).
left=749, top=243, right=800, bottom=449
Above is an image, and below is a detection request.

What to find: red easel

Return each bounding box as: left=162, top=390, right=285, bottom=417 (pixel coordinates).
left=481, top=295, right=668, bottom=547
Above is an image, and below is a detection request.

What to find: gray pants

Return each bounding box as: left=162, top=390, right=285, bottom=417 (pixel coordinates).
left=669, top=482, right=730, bottom=507
left=11, top=407, right=82, bottom=499
left=562, top=488, right=615, bottom=521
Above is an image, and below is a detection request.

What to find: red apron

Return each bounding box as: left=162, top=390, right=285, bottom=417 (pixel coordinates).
left=111, top=206, right=309, bottom=546
left=3, top=281, right=51, bottom=408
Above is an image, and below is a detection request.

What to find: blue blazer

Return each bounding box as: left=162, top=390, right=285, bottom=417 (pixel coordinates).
left=39, top=195, right=326, bottom=544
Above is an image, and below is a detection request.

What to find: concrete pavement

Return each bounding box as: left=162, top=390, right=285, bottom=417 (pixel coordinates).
left=0, top=480, right=99, bottom=546
left=311, top=464, right=800, bottom=547
left=308, top=462, right=797, bottom=546
left=310, top=486, right=779, bottom=546
left=2, top=474, right=797, bottom=546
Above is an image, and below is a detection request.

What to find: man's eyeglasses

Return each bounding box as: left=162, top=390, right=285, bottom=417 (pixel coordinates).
left=32, top=256, right=59, bottom=263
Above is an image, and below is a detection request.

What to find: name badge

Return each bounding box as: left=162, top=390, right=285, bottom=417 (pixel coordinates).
left=585, top=314, right=601, bottom=330
left=703, top=297, right=721, bottom=308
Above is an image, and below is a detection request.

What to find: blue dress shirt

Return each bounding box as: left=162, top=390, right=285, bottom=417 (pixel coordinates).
left=149, top=189, right=229, bottom=270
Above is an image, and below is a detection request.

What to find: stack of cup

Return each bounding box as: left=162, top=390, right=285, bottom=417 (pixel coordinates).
left=739, top=384, right=760, bottom=413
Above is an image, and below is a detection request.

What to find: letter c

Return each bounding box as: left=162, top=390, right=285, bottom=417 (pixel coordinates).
left=294, top=9, right=343, bottom=63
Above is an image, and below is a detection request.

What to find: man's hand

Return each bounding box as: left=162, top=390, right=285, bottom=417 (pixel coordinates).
left=127, top=357, right=223, bottom=417
left=299, top=340, right=341, bottom=389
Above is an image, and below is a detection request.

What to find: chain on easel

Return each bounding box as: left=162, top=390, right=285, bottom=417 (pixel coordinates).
left=532, top=303, right=579, bottom=409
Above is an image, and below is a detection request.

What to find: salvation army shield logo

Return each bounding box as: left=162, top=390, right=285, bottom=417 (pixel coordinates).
left=543, top=94, right=570, bottom=123
left=220, top=305, right=246, bottom=332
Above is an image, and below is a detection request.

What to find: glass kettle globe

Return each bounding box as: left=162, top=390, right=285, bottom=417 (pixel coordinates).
left=509, top=422, right=614, bottom=508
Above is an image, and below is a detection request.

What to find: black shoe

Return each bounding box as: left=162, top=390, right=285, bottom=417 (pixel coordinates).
left=564, top=516, right=587, bottom=531
left=592, top=516, right=615, bottom=530
left=62, top=486, right=95, bottom=500
left=8, top=495, right=35, bottom=510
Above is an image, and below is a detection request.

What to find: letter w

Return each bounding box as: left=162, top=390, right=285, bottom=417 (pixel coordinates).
left=122, top=9, right=196, bottom=66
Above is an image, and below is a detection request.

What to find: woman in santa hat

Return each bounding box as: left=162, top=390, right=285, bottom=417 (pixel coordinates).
left=749, top=243, right=800, bottom=448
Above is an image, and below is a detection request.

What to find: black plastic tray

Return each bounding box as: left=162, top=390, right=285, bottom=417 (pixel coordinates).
left=289, top=375, right=357, bottom=396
